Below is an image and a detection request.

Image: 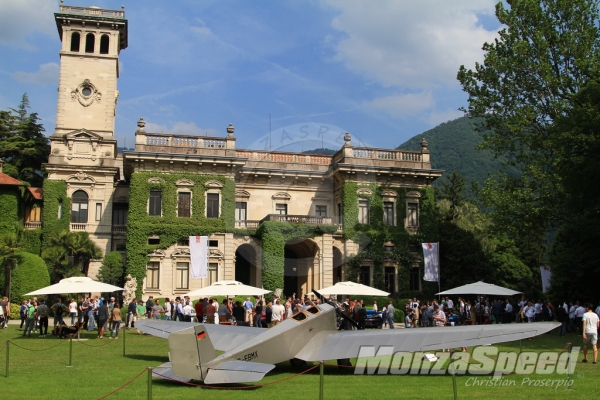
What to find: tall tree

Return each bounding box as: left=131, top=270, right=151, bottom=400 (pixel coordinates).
left=0, top=233, right=22, bottom=299
left=457, top=0, right=600, bottom=274
left=437, top=171, right=466, bottom=221
left=0, top=94, right=49, bottom=186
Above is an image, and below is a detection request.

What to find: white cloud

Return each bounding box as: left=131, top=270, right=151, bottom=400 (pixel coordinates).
left=145, top=121, right=219, bottom=137
left=426, top=108, right=464, bottom=126
left=362, top=92, right=433, bottom=118
left=0, top=0, right=56, bottom=49
left=323, top=0, right=498, bottom=89
left=13, top=62, right=59, bottom=85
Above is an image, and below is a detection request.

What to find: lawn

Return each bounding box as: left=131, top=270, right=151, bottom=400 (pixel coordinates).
left=0, top=325, right=598, bottom=400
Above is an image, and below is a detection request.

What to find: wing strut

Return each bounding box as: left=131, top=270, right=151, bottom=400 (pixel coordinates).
left=313, top=289, right=360, bottom=330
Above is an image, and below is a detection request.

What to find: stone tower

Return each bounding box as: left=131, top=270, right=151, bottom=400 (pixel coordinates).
left=45, top=2, right=129, bottom=278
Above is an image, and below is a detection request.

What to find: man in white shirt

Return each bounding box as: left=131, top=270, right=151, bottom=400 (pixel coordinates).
left=446, top=297, right=454, bottom=312
left=270, top=299, right=285, bottom=327
left=244, top=298, right=254, bottom=324
left=582, top=303, right=599, bottom=364
left=575, top=303, right=586, bottom=335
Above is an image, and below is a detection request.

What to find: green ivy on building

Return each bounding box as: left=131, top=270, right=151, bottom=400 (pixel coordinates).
left=256, top=221, right=338, bottom=296
left=126, top=172, right=235, bottom=298
left=340, top=182, right=438, bottom=296
left=41, top=180, right=71, bottom=250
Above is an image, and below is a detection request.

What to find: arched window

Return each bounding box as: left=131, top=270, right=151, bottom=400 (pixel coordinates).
left=85, top=33, right=95, bottom=53
left=71, top=190, right=89, bottom=223
left=100, top=34, right=109, bottom=54
left=70, top=32, right=80, bottom=52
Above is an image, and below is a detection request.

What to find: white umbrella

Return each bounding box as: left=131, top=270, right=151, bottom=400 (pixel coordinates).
left=25, top=277, right=124, bottom=296
left=183, top=280, right=271, bottom=298
left=317, top=281, right=390, bottom=296
left=436, top=281, right=521, bottom=296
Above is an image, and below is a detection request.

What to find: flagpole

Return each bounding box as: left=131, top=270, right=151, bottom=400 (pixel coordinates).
left=437, top=242, right=441, bottom=300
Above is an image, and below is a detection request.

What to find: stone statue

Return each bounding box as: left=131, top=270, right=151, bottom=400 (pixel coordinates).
left=274, top=288, right=283, bottom=299
left=123, top=274, right=137, bottom=306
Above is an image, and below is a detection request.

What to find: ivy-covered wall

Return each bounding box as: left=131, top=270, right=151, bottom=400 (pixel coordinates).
left=21, top=229, right=42, bottom=255
left=257, top=221, right=338, bottom=296
left=0, top=186, right=21, bottom=235
left=126, top=172, right=235, bottom=298
left=41, top=180, right=70, bottom=249
left=341, top=182, right=438, bottom=296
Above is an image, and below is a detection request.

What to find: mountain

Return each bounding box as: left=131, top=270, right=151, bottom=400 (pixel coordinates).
left=302, top=148, right=337, bottom=155
left=397, top=116, right=519, bottom=188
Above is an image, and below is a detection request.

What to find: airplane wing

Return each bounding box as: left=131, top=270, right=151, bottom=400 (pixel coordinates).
left=295, top=322, right=559, bottom=361
left=135, top=320, right=265, bottom=352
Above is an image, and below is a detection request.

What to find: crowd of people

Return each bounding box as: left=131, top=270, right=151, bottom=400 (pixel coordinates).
left=2, top=292, right=597, bottom=364
left=2, top=295, right=124, bottom=339
left=130, top=295, right=326, bottom=328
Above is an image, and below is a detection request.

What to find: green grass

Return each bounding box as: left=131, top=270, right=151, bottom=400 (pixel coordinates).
left=0, top=325, right=598, bottom=399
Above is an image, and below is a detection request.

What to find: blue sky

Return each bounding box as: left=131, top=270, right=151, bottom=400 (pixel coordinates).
left=0, top=0, right=501, bottom=152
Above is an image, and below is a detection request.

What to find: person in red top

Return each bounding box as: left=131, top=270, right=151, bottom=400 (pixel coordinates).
left=205, top=299, right=216, bottom=324
left=194, top=300, right=203, bottom=323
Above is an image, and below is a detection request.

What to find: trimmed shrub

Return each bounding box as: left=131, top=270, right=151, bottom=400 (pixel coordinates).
left=0, top=252, right=50, bottom=303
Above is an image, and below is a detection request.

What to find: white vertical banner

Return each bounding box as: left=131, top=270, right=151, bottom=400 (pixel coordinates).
left=422, top=242, right=440, bottom=282
left=540, top=266, right=552, bottom=293
left=190, top=236, right=208, bottom=279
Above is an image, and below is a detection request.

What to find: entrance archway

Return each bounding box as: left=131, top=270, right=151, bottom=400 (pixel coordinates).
left=333, top=247, right=343, bottom=284
left=235, top=244, right=257, bottom=286
left=284, top=239, right=318, bottom=298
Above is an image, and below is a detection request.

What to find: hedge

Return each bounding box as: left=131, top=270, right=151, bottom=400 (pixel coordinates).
left=0, top=186, right=21, bottom=235
left=0, top=252, right=50, bottom=303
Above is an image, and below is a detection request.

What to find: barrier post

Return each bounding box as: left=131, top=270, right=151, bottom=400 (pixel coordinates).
left=67, top=336, right=73, bottom=367
left=319, top=361, right=324, bottom=400
left=5, top=340, right=8, bottom=378
left=567, top=343, right=573, bottom=390
left=147, top=367, right=153, bottom=400
left=123, top=328, right=126, bottom=356
left=450, top=350, right=458, bottom=400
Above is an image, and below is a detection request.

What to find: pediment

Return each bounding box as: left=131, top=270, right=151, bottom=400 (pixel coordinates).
left=66, top=172, right=97, bottom=183
left=171, top=248, right=191, bottom=257
left=209, top=249, right=224, bottom=258
left=147, top=249, right=166, bottom=258
left=175, top=178, right=195, bottom=187
left=204, top=180, right=223, bottom=188
left=381, top=190, right=398, bottom=197
left=272, top=192, right=291, bottom=200
left=406, top=191, right=422, bottom=199
left=235, top=190, right=251, bottom=198
left=357, top=188, right=373, bottom=195
left=64, top=129, right=104, bottom=141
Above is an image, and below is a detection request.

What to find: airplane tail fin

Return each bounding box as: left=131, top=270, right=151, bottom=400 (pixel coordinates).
left=168, top=324, right=217, bottom=381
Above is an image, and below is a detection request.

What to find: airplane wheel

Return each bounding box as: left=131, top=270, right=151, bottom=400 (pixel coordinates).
left=290, top=358, right=307, bottom=367
left=337, top=358, right=352, bottom=368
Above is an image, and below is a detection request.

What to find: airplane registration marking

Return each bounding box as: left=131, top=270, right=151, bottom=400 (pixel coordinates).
left=238, top=351, right=258, bottom=362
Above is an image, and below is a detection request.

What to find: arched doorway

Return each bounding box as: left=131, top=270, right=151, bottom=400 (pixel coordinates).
left=284, top=239, right=318, bottom=299
left=235, top=244, right=257, bottom=286
left=333, top=247, right=343, bottom=284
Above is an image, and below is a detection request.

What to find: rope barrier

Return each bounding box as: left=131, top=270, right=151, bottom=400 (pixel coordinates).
left=151, top=363, right=320, bottom=389
left=8, top=338, right=69, bottom=352
left=0, top=341, right=6, bottom=354
left=96, top=368, right=147, bottom=400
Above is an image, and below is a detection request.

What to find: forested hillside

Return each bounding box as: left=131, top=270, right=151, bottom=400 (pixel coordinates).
left=397, top=116, right=519, bottom=188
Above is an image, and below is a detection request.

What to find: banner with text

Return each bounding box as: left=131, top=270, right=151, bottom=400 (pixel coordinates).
left=422, top=242, right=440, bottom=282
left=190, top=236, right=208, bottom=279
left=540, top=266, right=552, bottom=293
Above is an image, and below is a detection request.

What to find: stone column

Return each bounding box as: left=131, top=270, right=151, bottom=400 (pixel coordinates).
left=321, top=234, right=333, bottom=289
left=224, top=232, right=234, bottom=280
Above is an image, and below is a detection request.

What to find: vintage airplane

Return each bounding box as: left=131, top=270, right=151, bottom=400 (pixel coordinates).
left=136, top=292, right=559, bottom=385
